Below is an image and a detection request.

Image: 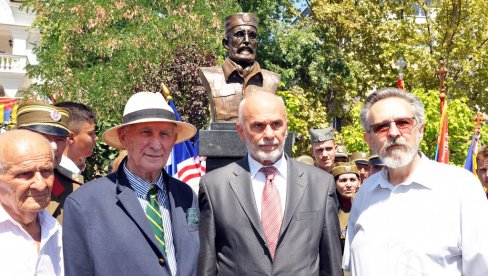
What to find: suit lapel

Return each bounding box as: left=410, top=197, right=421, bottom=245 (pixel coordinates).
left=228, top=158, right=266, bottom=243
left=114, top=166, right=167, bottom=263
left=280, top=158, right=307, bottom=237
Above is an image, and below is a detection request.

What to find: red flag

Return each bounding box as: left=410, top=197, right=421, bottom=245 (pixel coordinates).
left=397, top=73, right=405, bottom=91
left=436, top=98, right=449, bottom=163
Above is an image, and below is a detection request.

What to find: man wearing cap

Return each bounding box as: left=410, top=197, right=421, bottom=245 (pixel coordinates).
left=0, top=130, right=63, bottom=275
left=368, top=154, right=385, bottom=175
left=349, top=152, right=370, bottom=183
left=63, top=92, right=199, bottom=276
left=310, top=127, right=337, bottom=173
left=335, top=144, right=349, bottom=163
left=15, top=102, right=79, bottom=222
left=199, top=12, right=280, bottom=122
left=198, top=92, right=342, bottom=275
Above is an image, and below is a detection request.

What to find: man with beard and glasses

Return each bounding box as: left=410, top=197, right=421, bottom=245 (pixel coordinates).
left=198, top=92, right=343, bottom=275
left=342, top=87, right=488, bottom=276
left=199, top=13, right=280, bottom=122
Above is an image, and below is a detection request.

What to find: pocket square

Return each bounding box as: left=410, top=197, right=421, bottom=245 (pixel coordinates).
left=186, top=208, right=199, bottom=226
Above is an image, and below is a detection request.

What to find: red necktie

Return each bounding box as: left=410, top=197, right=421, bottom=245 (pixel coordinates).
left=260, top=166, right=282, bottom=260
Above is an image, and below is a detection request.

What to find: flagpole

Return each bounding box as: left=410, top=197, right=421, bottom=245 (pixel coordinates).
left=435, top=59, right=449, bottom=163
left=395, top=56, right=407, bottom=91
left=161, top=83, right=172, bottom=102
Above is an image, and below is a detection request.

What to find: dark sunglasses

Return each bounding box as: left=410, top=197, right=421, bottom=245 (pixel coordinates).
left=369, top=117, right=417, bottom=135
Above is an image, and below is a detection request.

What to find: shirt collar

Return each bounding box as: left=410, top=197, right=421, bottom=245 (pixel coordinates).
left=123, top=161, right=165, bottom=199
left=0, top=206, right=60, bottom=237
left=59, top=155, right=81, bottom=174
left=248, top=153, right=287, bottom=179
left=222, top=57, right=262, bottom=82
left=366, top=153, right=434, bottom=192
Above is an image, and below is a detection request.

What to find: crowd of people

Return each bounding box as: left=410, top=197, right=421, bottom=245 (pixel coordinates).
left=1, top=88, right=488, bottom=276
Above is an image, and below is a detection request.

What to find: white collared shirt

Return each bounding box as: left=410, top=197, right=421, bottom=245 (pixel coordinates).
left=342, top=155, right=488, bottom=276
left=59, top=155, right=81, bottom=174
left=0, top=206, right=64, bottom=276
left=248, top=154, right=288, bottom=218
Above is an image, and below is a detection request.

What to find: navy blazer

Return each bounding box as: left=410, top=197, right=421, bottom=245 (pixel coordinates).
left=63, top=162, right=199, bottom=276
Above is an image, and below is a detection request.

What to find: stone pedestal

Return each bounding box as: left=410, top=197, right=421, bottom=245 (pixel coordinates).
left=199, top=123, right=294, bottom=172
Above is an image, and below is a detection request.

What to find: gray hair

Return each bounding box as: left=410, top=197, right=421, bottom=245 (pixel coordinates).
left=360, top=87, right=425, bottom=132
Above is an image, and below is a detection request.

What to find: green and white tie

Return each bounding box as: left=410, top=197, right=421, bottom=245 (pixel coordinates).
left=146, top=185, right=166, bottom=256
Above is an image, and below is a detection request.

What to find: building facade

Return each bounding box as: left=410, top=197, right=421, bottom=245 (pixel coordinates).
left=0, top=0, right=37, bottom=98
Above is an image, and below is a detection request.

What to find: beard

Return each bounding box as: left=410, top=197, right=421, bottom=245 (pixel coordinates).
left=375, top=133, right=421, bottom=169
left=245, top=138, right=285, bottom=165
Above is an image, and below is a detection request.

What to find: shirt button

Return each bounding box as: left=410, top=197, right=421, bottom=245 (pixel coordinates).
left=159, top=258, right=165, bottom=266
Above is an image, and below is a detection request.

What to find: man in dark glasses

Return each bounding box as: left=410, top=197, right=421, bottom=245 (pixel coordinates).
left=342, top=87, right=488, bottom=276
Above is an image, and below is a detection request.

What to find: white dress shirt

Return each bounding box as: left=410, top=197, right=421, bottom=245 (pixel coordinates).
left=342, top=155, right=488, bottom=276
left=248, top=154, right=288, bottom=218
left=0, top=206, right=64, bottom=276
left=59, top=155, right=81, bottom=174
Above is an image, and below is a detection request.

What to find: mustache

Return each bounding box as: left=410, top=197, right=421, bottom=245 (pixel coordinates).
left=258, top=140, right=278, bottom=146
left=237, top=46, right=254, bottom=54
left=384, top=137, right=409, bottom=149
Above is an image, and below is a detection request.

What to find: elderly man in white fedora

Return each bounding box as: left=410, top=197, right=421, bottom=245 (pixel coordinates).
left=62, top=92, right=199, bottom=276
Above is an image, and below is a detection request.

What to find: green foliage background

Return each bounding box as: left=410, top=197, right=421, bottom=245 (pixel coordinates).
left=20, top=0, right=488, bottom=179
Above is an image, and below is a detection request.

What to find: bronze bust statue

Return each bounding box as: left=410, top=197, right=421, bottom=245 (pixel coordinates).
left=199, top=13, right=281, bottom=122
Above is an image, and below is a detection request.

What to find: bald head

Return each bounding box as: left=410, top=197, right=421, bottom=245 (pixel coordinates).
left=238, top=92, right=287, bottom=125
left=237, top=92, right=288, bottom=166
left=0, top=130, right=54, bottom=173
left=0, top=129, right=54, bottom=222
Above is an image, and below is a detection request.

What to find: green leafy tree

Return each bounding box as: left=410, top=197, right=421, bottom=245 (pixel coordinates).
left=22, top=0, right=237, bottom=178
left=311, top=0, right=488, bottom=113
left=278, top=86, right=329, bottom=155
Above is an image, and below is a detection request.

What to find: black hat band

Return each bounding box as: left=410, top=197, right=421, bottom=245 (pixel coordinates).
left=122, top=109, right=176, bottom=124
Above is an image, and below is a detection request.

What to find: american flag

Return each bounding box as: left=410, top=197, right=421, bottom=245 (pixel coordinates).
left=165, top=99, right=205, bottom=193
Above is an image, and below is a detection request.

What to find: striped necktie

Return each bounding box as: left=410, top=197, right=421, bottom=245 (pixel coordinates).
left=260, top=166, right=282, bottom=260
left=146, top=184, right=166, bottom=256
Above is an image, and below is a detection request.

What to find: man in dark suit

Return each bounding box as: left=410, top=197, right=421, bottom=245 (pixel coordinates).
left=63, top=92, right=199, bottom=276
left=198, top=92, right=343, bottom=275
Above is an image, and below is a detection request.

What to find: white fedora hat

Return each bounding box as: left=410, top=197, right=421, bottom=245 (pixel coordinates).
left=103, top=92, right=197, bottom=149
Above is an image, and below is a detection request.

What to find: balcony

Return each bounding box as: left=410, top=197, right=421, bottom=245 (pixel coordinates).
left=0, top=53, right=27, bottom=73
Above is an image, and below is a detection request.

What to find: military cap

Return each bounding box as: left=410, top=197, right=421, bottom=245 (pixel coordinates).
left=295, top=154, right=315, bottom=165
left=224, top=13, right=258, bottom=32
left=16, top=102, right=70, bottom=137
left=350, top=152, right=370, bottom=165
left=369, top=154, right=385, bottom=166
left=335, top=144, right=349, bottom=158
left=332, top=162, right=359, bottom=177
left=309, top=127, right=334, bottom=143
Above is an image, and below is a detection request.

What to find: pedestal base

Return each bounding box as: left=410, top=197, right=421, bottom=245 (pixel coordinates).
left=199, top=123, right=294, bottom=172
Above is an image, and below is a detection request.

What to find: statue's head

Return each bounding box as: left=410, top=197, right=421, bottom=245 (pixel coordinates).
left=223, top=13, right=258, bottom=67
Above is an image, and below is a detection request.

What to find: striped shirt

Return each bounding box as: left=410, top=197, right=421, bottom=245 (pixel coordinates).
left=123, top=163, right=177, bottom=276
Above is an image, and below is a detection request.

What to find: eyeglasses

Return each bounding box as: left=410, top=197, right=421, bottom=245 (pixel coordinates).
left=368, top=117, right=417, bottom=135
